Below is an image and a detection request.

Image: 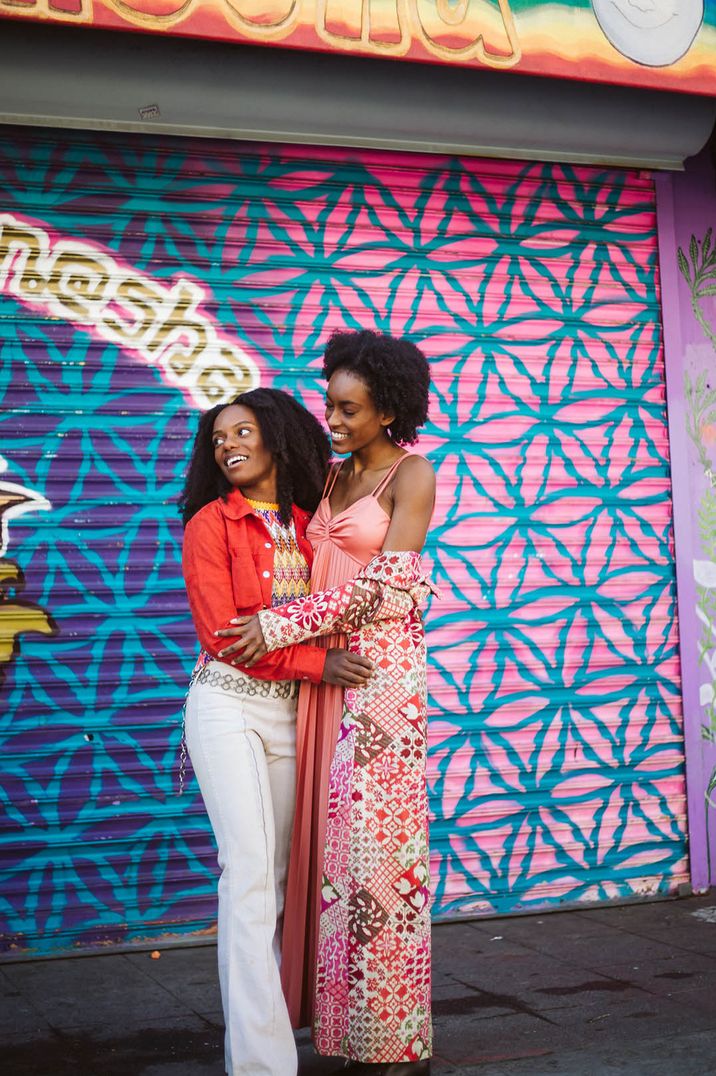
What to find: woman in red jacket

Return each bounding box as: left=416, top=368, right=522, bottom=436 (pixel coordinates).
left=180, top=388, right=373, bottom=1076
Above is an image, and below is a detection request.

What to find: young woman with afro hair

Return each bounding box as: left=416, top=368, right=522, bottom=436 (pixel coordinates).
left=218, top=332, right=437, bottom=1075
left=179, top=388, right=376, bottom=1076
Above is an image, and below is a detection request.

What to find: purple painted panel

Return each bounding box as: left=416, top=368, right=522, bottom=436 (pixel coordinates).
left=0, top=127, right=687, bottom=957
left=656, top=151, right=716, bottom=890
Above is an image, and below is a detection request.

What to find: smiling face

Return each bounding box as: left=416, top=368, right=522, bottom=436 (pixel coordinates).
left=325, top=369, right=395, bottom=455
left=211, top=403, right=277, bottom=499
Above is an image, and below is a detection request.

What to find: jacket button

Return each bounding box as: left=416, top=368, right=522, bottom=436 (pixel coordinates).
left=265, top=542, right=272, bottom=549
left=262, top=570, right=270, bottom=578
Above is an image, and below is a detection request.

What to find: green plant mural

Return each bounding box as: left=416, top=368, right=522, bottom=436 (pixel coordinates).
left=679, top=233, right=716, bottom=868
left=679, top=230, right=716, bottom=354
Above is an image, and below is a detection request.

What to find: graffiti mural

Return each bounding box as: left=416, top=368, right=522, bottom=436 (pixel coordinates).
left=678, top=232, right=716, bottom=874
left=1, top=0, right=714, bottom=95
left=0, top=213, right=258, bottom=408
left=592, top=0, right=704, bottom=67
left=0, top=456, right=55, bottom=681
left=0, top=128, right=686, bottom=955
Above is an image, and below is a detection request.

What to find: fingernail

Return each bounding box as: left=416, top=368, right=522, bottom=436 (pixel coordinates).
left=230, top=618, right=239, bottom=625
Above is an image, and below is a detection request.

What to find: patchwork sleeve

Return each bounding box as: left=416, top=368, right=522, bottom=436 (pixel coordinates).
left=257, top=551, right=436, bottom=652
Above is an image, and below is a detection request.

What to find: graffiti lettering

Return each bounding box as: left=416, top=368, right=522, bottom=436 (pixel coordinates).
left=412, top=0, right=519, bottom=64
left=0, top=214, right=257, bottom=408
left=0, top=0, right=89, bottom=23
left=1, top=0, right=521, bottom=67
left=314, top=0, right=520, bottom=62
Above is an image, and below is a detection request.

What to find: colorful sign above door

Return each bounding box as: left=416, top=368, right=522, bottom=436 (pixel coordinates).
left=1, top=0, right=714, bottom=95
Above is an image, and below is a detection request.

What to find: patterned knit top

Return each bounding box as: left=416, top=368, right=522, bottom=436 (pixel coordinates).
left=248, top=499, right=311, bottom=608
left=192, top=499, right=311, bottom=674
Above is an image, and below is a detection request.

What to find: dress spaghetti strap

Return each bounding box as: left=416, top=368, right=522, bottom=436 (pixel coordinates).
left=322, top=461, right=344, bottom=499
left=371, top=452, right=410, bottom=499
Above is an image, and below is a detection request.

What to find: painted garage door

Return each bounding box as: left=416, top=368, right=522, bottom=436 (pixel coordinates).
left=0, top=127, right=687, bottom=956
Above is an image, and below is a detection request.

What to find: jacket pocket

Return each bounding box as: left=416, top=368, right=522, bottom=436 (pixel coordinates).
left=229, top=549, right=263, bottom=610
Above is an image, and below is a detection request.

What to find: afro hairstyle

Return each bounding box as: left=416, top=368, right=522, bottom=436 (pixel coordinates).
left=179, top=387, right=330, bottom=527
left=322, top=329, right=430, bottom=445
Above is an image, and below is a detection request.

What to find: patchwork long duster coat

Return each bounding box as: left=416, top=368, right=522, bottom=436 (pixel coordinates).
left=257, top=550, right=435, bottom=1064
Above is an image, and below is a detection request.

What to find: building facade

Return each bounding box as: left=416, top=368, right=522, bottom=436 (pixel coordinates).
left=0, top=2, right=715, bottom=957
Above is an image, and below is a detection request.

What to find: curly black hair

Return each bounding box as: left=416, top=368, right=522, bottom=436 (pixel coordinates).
left=179, top=388, right=330, bottom=527
left=322, top=329, right=430, bottom=445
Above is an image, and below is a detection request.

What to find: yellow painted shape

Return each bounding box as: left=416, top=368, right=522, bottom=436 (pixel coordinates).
left=0, top=559, right=54, bottom=666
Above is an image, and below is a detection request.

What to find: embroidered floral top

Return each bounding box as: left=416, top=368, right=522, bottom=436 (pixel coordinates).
left=192, top=498, right=311, bottom=675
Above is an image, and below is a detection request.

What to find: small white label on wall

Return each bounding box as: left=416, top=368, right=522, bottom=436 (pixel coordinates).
left=694, top=559, right=716, bottom=588
left=700, top=683, right=715, bottom=706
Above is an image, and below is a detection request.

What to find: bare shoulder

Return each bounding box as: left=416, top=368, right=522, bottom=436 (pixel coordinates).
left=394, top=454, right=435, bottom=497
left=397, top=453, right=435, bottom=479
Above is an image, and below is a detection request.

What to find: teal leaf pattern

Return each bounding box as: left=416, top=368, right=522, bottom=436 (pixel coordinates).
left=0, top=130, right=686, bottom=953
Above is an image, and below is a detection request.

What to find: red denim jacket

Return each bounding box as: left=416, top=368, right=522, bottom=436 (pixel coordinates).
left=182, top=489, right=327, bottom=683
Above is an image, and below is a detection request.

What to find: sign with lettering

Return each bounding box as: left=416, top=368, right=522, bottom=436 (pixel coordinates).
left=1, top=0, right=714, bottom=95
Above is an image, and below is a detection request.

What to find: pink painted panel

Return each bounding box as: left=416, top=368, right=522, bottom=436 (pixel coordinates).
left=0, top=131, right=686, bottom=956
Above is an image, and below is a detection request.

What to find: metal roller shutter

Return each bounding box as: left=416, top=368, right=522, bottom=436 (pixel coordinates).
left=0, top=127, right=686, bottom=957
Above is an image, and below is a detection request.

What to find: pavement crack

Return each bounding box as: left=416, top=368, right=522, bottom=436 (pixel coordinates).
left=439, top=976, right=558, bottom=1024
left=537, top=978, right=634, bottom=996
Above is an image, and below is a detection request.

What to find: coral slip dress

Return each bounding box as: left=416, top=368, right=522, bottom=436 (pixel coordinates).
left=280, top=454, right=432, bottom=1065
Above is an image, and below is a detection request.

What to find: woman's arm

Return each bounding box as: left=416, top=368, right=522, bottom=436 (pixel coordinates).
left=182, top=507, right=327, bottom=683
left=379, top=454, right=436, bottom=553
left=258, top=549, right=435, bottom=652
left=217, top=457, right=437, bottom=664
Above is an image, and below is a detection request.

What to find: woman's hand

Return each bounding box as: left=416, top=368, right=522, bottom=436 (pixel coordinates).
left=323, top=649, right=373, bottom=687
left=216, top=615, right=267, bottom=666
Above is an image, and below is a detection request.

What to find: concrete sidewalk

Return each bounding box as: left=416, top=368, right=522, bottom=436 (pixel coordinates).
left=3, top=891, right=716, bottom=1076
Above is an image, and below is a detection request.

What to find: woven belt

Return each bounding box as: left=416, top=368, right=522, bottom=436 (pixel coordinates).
left=192, top=662, right=299, bottom=700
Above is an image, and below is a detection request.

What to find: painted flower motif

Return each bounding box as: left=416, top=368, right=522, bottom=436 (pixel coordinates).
left=291, top=593, right=329, bottom=631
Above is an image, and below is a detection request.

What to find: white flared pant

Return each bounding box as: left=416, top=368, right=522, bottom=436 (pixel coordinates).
left=185, top=664, right=298, bottom=1076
